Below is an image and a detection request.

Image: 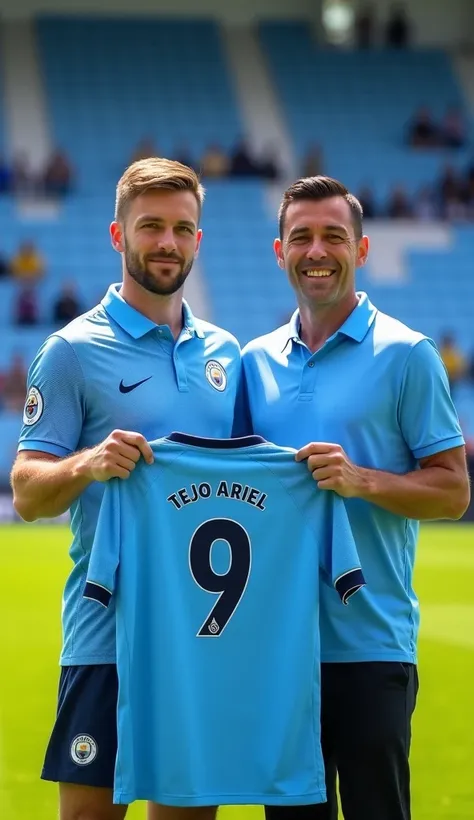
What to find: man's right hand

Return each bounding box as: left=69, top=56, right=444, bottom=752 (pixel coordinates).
left=84, top=429, right=154, bottom=482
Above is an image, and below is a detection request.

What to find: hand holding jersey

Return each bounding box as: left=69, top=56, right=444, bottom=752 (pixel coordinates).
left=296, top=441, right=366, bottom=497
left=84, top=429, right=154, bottom=482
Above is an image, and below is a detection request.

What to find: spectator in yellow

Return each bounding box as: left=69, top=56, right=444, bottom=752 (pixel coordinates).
left=11, top=240, right=44, bottom=280
left=201, top=143, right=229, bottom=178
left=439, top=332, right=466, bottom=393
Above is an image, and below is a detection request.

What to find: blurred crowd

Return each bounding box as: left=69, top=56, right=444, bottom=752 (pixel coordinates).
left=0, top=150, right=73, bottom=198
left=439, top=334, right=474, bottom=394
left=130, top=137, right=474, bottom=225
left=0, top=354, right=27, bottom=413
left=132, top=138, right=283, bottom=182
left=357, top=159, right=474, bottom=222
left=355, top=3, right=411, bottom=50
left=1, top=121, right=471, bottom=226
left=0, top=240, right=81, bottom=327
left=440, top=334, right=474, bottom=456
left=407, top=106, right=467, bottom=151
left=13, top=280, right=81, bottom=328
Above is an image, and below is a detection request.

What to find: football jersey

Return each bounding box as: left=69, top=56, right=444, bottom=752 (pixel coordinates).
left=85, top=432, right=365, bottom=807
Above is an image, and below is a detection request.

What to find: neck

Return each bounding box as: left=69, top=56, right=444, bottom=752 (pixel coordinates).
left=120, top=278, right=184, bottom=339
left=298, top=292, right=358, bottom=353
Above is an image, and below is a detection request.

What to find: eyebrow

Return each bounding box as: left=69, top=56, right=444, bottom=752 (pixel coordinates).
left=288, top=224, right=349, bottom=238
left=137, top=215, right=196, bottom=229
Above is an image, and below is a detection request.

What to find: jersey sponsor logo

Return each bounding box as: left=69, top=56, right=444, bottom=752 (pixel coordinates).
left=23, top=386, right=44, bottom=426
left=70, top=734, right=98, bottom=766
left=208, top=618, right=220, bottom=635
left=205, top=360, right=227, bottom=392
left=119, top=376, right=153, bottom=394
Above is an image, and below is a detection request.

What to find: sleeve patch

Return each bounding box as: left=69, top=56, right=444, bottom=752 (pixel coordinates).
left=23, top=386, right=44, bottom=426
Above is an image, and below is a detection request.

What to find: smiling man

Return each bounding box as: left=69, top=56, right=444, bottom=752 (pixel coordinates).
left=234, top=175, right=470, bottom=820
left=11, top=157, right=241, bottom=820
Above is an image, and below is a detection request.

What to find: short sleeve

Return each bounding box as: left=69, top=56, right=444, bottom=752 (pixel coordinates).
left=232, top=367, right=253, bottom=438
left=398, top=339, right=464, bottom=460
left=18, top=335, right=85, bottom=457
left=318, top=492, right=365, bottom=605
left=83, top=479, right=121, bottom=608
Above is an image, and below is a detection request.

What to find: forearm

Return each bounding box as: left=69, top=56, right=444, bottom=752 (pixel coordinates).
left=11, top=451, right=93, bottom=521
left=358, top=464, right=470, bottom=520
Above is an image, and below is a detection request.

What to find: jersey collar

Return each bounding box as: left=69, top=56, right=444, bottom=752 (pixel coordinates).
left=167, top=431, right=267, bottom=448
left=101, top=284, right=204, bottom=339
left=283, top=291, right=377, bottom=352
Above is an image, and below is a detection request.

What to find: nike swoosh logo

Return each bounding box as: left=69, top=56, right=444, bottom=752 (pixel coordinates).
left=119, top=376, right=153, bottom=394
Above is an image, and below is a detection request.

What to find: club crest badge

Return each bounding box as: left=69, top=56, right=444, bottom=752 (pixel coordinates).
left=70, top=735, right=98, bottom=766
left=23, top=386, right=44, bottom=426
left=205, top=360, right=227, bottom=392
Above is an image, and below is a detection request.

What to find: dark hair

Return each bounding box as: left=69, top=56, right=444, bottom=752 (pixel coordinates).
left=278, top=175, right=363, bottom=239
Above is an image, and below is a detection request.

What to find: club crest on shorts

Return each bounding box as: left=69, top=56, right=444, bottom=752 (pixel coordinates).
left=23, top=386, right=44, bottom=426
left=70, top=734, right=98, bottom=766
left=205, top=360, right=227, bottom=392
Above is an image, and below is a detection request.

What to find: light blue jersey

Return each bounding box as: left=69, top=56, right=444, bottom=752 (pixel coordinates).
left=85, top=433, right=364, bottom=807
left=235, top=292, right=464, bottom=663
left=18, top=284, right=240, bottom=665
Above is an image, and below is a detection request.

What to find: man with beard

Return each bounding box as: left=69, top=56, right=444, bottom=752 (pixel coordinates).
left=234, top=175, right=470, bottom=820
left=11, top=157, right=240, bottom=820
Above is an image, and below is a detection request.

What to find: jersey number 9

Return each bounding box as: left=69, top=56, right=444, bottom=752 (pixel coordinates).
left=189, top=518, right=252, bottom=637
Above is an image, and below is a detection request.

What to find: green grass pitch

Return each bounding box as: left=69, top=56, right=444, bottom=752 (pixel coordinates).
left=1, top=523, right=473, bottom=819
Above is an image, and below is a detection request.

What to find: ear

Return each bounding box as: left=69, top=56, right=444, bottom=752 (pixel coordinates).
left=274, top=237, right=285, bottom=269
left=110, top=221, right=124, bottom=254
left=356, top=235, right=369, bottom=268
left=194, top=228, right=203, bottom=258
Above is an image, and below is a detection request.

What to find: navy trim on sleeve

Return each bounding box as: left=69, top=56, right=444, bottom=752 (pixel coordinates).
left=335, top=569, right=366, bottom=605
left=167, top=431, right=267, bottom=449
left=83, top=581, right=112, bottom=608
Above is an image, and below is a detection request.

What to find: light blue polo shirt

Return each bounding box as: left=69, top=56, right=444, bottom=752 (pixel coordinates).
left=235, top=292, right=464, bottom=663
left=18, top=283, right=241, bottom=665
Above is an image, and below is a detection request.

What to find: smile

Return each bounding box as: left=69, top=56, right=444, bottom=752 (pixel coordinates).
left=303, top=269, right=335, bottom=278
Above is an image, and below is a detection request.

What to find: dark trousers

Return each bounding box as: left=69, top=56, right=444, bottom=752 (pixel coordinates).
left=265, top=661, right=419, bottom=820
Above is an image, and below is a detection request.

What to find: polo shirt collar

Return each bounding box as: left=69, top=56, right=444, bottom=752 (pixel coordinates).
left=101, top=283, right=204, bottom=339
left=283, top=291, right=377, bottom=352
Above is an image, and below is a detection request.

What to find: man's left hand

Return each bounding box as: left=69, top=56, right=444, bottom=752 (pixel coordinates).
left=296, top=442, right=368, bottom=498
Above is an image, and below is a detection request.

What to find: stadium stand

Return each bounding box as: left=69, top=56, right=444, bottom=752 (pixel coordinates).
left=259, top=21, right=472, bottom=200
left=36, top=16, right=243, bottom=187
left=0, top=15, right=473, bottom=494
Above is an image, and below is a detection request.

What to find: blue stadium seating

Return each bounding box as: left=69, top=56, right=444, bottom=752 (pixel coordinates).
left=357, top=226, right=474, bottom=353
left=36, top=16, right=244, bottom=189
left=200, top=180, right=294, bottom=343
left=259, top=22, right=473, bottom=202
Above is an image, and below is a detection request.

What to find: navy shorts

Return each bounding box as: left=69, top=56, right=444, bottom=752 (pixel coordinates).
left=42, top=664, right=118, bottom=788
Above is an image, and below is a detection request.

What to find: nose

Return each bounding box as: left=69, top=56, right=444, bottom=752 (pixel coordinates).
left=307, top=236, right=328, bottom=260
left=157, top=228, right=177, bottom=253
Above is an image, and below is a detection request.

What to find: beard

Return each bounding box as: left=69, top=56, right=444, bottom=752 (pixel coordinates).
left=124, top=242, right=194, bottom=296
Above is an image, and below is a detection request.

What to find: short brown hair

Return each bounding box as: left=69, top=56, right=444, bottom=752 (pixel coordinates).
left=115, top=157, right=205, bottom=222
left=278, top=175, right=363, bottom=239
